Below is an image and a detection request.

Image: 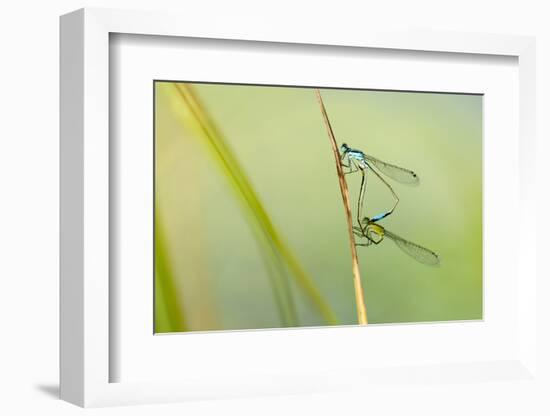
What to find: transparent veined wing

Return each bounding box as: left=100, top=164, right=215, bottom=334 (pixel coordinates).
left=383, top=229, right=440, bottom=266
left=363, top=154, right=420, bottom=185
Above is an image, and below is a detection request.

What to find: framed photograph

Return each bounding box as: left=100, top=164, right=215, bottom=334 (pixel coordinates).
left=60, top=8, right=539, bottom=408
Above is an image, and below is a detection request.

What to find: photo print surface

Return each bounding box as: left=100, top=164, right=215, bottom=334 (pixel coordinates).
left=154, top=81, right=482, bottom=333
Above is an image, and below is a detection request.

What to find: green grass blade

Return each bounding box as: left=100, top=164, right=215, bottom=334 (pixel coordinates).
left=172, top=83, right=337, bottom=325
left=154, top=214, right=188, bottom=332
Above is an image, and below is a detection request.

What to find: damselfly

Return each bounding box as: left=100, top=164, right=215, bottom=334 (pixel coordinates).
left=353, top=217, right=440, bottom=266
left=340, top=143, right=419, bottom=227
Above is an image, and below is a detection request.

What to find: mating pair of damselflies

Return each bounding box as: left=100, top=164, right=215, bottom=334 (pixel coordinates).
left=339, top=143, right=440, bottom=266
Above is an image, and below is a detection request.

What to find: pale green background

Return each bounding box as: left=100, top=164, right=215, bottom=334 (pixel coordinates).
left=155, top=82, right=482, bottom=332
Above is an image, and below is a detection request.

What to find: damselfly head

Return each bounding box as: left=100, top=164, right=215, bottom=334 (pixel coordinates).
left=340, top=143, right=350, bottom=153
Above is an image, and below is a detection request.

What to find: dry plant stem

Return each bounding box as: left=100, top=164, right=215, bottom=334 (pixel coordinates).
left=315, top=89, right=368, bottom=325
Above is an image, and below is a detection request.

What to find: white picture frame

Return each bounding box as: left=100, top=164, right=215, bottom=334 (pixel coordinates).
left=60, top=7, right=538, bottom=408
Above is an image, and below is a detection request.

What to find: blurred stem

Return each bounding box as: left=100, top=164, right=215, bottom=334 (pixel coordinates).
left=259, top=243, right=298, bottom=327
left=155, top=214, right=188, bottom=332
left=315, top=89, right=368, bottom=325
left=174, top=84, right=298, bottom=326
left=173, top=83, right=337, bottom=325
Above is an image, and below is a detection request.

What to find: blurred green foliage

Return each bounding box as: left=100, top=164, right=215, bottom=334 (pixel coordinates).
left=155, top=82, right=482, bottom=332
